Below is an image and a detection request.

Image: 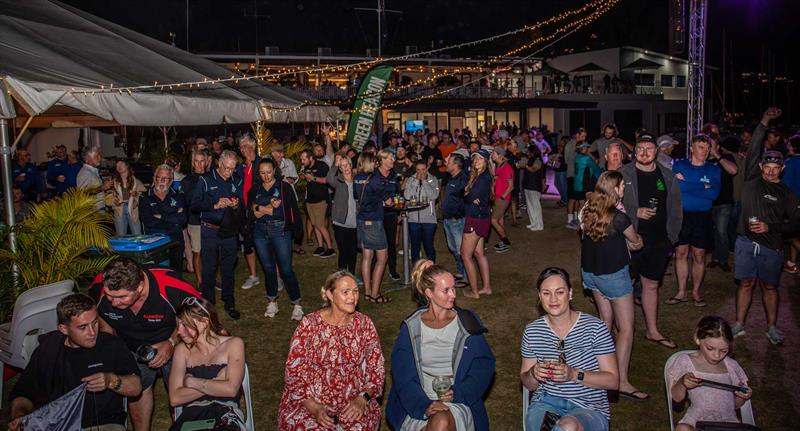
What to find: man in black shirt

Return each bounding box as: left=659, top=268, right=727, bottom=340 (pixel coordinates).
left=442, top=154, right=468, bottom=280
left=89, top=258, right=200, bottom=431
left=8, top=294, right=141, bottom=431
left=620, top=133, right=683, bottom=349
left=732, top=108, right=800, bottom=345
left=139, top=165, right=187, bottom=273
left=299, top=149, right=335, bottom=258
left=708, top=137, right=739, bottom=271
left=180, top=148, right=210, bottom=285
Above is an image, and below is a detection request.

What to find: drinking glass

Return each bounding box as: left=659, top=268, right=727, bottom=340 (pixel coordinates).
left=432, top=375, right=453, bottom=400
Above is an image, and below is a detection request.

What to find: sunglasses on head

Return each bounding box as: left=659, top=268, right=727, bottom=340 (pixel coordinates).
left=182, top=296, right=210, bottom=316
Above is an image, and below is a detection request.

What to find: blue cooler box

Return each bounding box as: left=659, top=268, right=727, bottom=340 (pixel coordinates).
left=108, top=234, right=177, bottom=267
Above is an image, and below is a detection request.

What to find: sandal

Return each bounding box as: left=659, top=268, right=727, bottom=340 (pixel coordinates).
left=644, top=336, right=677, bottom=349
left=693, top=299, right=707, bottom=307
left=619, top=390, right=650, bottom=400
left=364, top=294, right=376, bottom=303
left=293, top=249, right=306, bottom=255
left=784, top=262, right=799, bottom=274
left=372, top=294, right=392, bottom=304
left=664, top=296, right=689, bottom=305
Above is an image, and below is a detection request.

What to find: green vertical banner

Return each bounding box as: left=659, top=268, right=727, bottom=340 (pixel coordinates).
left=346, top=65, right=394, bottom=151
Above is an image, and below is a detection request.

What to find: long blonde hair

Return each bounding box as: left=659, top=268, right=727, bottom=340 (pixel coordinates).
left=581, top=170, right=624, bottom=242
left=464, top=155, right=487, bottom=196
left=357, top=152, right=376, bottom=174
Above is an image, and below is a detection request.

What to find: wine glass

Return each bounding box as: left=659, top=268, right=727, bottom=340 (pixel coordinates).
left=432, top=375, right=453, bottom=400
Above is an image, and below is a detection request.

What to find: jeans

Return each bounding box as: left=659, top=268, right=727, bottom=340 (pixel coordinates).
left=526, top=393, right=609, bottom=431
left=113, top=203, right=142, bottom=236
left=729, top=201, right=742, bottom=251
left=554, top=171, right=568, bottom=204
left=712, top=204, right=733, bottom=264
left=333, top=224, right=358, bottom=274
left=409, top=222, right=437, bottom=263
left=252, top=222, right=301, bottom=303
left=199, top=225, right=237, bottom=309
left=443, top=218, right=466, bottom=277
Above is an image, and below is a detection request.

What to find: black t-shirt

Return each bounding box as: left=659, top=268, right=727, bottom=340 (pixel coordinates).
left=523, top=157, right=544, bottom=191
left=636, top=168, right=669, bottom=244
left=89, top=267, right=200, bottom=351
left=180, top=173, right=202, bottom=225
left=420, top=146, right=444, bottom=178
left=709, top=154, right=735, bottom=205
left=10, top=332, right=140, bottom=428
left=581, top=209, right=632, bottom=275
left=304, top=160, right=330, bottom=203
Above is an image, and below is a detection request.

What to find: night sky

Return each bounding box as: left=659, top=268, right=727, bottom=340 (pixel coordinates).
left=59, top=0, right=798, bottom=121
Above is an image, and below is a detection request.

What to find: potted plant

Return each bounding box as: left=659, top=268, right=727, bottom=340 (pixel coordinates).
left=0, top=188, right=116, bottom=322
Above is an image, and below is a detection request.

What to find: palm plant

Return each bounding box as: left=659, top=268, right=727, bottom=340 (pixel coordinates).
left=0, top=188, right=115, bottom=322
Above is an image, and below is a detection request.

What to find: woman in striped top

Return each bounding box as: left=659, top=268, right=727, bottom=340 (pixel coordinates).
left=520, top=267, right=619, bottom=431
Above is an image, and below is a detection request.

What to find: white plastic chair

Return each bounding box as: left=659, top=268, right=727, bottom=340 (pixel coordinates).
left=0, top=280, right=74, bottom=409
left=522, top=386, right=532, bottom=431
left=174, top=363, right=254, bottom=431
left=664, top=350, right=756, bottom=431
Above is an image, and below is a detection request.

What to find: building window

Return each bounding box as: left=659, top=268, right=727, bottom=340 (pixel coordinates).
left=661, top=74, right=674, bottom=87
left=634, top=73, right=655, bottom=86
left=676, top=75, right=686, bottom=87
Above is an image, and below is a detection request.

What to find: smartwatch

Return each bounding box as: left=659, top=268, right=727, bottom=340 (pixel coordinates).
left=575, top=370, right=585, bottom=383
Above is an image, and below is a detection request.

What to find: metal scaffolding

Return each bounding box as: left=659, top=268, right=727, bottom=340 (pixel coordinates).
left=686, top=0, right=708, bottom=147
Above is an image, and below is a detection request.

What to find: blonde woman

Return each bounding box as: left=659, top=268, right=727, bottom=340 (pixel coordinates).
left=460, top=150, right=493, bottom=298
left=110, top=159, right=146, bottom=236
left=579, top=170, right=646, bottom=399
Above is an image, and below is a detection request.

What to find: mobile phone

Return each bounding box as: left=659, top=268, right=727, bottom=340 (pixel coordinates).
left=180, top=418, right=216, bottom=431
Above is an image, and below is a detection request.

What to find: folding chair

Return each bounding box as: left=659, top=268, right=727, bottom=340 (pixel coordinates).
left=0, top=280, right=74, bottom=409
left=174, top=363, right=254, bottom=431
left=664, top=350, right=756, bottom=431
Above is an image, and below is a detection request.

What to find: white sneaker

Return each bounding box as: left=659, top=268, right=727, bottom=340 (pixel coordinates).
left=291, top=304, right=304, bottom=321
left=241, top=275, right=260, bottom=290
left=264, top=302, right=279, bottom=318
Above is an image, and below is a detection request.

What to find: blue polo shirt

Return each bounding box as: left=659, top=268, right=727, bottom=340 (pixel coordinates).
left=442, top=170, right=467, bottom=219
left=672, top=158, right=721, bottom=213
left=252, top=182, right=285, bottom=221
left=139, top=188, right=188, bottom=237
left=783, top=155, right=800, bottom=197
left=46, top=157, right=70, bottom=194
left=12, top=162, right=44, bottom=200
left=190, top=169, right=243, bottom=224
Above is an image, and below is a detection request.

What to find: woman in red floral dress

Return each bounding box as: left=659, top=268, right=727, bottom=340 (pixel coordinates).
left=278, top=270, right=385, bottom=430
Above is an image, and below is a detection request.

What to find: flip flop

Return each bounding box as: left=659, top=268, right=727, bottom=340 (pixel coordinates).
left=644, top=336, right=677, bottom=349
left=619, top=390, right=650, bottom=400
left=693, top=299, right=707, bottom=307
left=664, top=296, right=689, bottom=305
left=373, top=294, right=392, bottom=304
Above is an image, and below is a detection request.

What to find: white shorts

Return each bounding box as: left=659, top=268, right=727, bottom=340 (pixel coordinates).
left=187, top=224, right=202, bottom=253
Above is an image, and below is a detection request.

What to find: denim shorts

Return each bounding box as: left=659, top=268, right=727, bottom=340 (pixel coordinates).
left=734, top=236, right=784, bottom=286
left=581, top=266, right=633, bottom=300
left=357, top=219, right=387, bottom=250
left=134, top=354, right=171, bottom=390
left=526, top=393, right=609, bottom=431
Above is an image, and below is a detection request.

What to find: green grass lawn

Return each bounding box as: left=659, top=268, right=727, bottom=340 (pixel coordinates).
left=3, top=198, right=798, bottom=430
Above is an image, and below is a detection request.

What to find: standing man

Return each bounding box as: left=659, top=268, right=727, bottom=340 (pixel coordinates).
left=191, top=150, right=243, bottom=320
left=564, top=128, right=586, bottom=229
left=139, top=164, right=188, bottom=272
left=299, top=149, right=335, bottom=258
left=46, top=145, right=70, bottom=196
left=782, top=135, right=800, bottom=274
left=591, top=124, right=626, bottom=168
left=437, top=130, right=457, bottom=180
left=77, top=146, right=112, bottom=210
left=180, top=148, right=209, bottom=285
left=707, top=136, right=739, bottom=272
left=7, top=294, right=142, bottom=431
left=236, top=135, right=262, bottom=290
left=620, top=132, right=683, bottom=349
left=604, top=142, right=625, bottom=172
left=89, top=258, right=200, bottom=431
left=732, top=108, right=800, bottom=345
left=420, top=133, right=443, bottom=180
left=656, top=135, right=678, bottom=170
left=667, top=135, right=721, bottom=307
left=12, top=147, right=44, bottom=202
left=441, top=154, right=468, bottom=281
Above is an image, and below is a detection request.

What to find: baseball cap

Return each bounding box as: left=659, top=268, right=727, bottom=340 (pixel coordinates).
left=493, top=146, right=507, bottom=157
left=761, top=150, right=784, bottom=166
left=657, top=134, right=679, bottom=149
left=471, top=149, right=491, bottom=160
left=636, top=133, right=655, bottom=144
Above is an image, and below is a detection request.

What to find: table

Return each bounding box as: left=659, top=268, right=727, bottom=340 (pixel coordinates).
left=384, top=203, right=429, bottom=292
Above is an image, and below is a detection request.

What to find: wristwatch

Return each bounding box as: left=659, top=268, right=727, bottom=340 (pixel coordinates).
left=575, top=370, right=585, bottom=383
left=359, top=391, right=372, bottom=402
left=111, top=374, right=122, bottom=391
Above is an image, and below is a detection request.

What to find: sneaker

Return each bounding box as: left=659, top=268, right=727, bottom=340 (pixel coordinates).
left=731, top=322, right=746, bottom=338
left=494, top=243, right=510, bottom=253
left=528, top=226, right=543, bottom=232
left=225, top=308, right=241, bottom=320
left=319, top=248, right=336, bottom=258
left=264, top=302, right=279, bottom=318
left=492, top=241, right=505, bottom=251
left=565, top=220, right=580, bottom=230
left=397, top=249, right=404, bottom=255
left=291, top=304, right=304, bottom=321
left=389, top=272, right=401, bottom=281
left=312, top=247, right=325, bottom=256
left=241, top=275, right=259, bottom=290
left=766, top=326, right=785, bottom=345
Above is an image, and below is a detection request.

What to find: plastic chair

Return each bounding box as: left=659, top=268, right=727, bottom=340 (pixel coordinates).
left=664, top=350, right=756, bottom=431
left=522, top=386, right=532, bottom=431
left=0, top=279, right=75, bottom=409
left=174, top=363, right=254, bottom=431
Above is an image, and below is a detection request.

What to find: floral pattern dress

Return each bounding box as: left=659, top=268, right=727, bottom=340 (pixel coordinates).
left=278, top=311, right=385, bottom=430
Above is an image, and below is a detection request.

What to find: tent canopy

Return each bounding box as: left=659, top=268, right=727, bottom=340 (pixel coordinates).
left=623, top=58, right=663, bottom=70
left=0, top=0, right=340, bottom=126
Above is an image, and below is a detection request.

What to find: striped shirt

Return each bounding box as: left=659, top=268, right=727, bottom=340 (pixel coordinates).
left=520, top=312, right=615, bottom=419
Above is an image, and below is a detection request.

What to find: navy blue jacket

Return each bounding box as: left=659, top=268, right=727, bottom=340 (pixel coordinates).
left=190, top=169, right=244, bottom=224
left=140, top=188, right=187, bottom=237
left=386, top=307, right=495, bottom=430
left=442, top=170, right=467, bottom=219
left=464, top=171, right=492, bottom=218
left=13, top=162, right=44, bottom=201
left=354, top=169, right=399, bottom=221
left=46, top=158, right=70, bottom=194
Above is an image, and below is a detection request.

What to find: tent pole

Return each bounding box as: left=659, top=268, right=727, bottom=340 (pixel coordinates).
left=0, top=118, right=18, bottom=252
left=10, top=116, right=34, bottom=152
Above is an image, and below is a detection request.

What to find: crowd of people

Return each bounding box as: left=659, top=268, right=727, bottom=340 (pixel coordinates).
left=4, top=106, right=799, bottom=430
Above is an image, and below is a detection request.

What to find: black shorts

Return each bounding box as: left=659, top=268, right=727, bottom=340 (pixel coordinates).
left=239, top=221, right=254, bottom=254
left=631, top=240, right=673, bottom=281
left=567, top=177, right=577, bottom=200
left=678, top=210, right=714, bottom=250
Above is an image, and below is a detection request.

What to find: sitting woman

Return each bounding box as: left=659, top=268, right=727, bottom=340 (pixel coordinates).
left=668, top=316, right=753, bottom=431
left=278, top=271, right=385, bottom=430
left=386, top=264, right=495, bottom=431
left=168, top=297, right=247, bottom=430
left=520, top=267, right=619, bottom=431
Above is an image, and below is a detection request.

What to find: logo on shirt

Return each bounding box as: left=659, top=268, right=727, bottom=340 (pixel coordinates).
left=763, top=194, right=778, bottom=202
left=209, top=186, right=219, bottom=191
left=170, top=198, right=177, bottom=207
left=656, top=178, right=666, bottom=191
left=104, top=311, right=123, bottom=321
left=88, top=362, right=104, bottom=369
left=142, top=314, right=165, bottom=322
left=700, top=175, right=710, bottom=184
